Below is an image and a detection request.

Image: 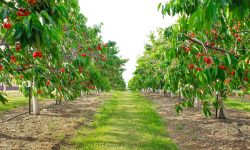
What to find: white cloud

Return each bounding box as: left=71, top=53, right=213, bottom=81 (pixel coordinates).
left=79, top=0, right=177, bottom=83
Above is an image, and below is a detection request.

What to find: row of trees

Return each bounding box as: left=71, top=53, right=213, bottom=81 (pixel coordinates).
left=0, top=0, right=126, bottom=114
left=129, top=0, right=249, bottom=119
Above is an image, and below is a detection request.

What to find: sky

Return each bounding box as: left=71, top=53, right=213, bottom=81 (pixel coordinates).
left=79, top=0, right=177, bottom=83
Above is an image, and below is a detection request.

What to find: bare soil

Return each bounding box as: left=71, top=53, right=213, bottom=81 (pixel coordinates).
left=143, top=93, right=250, bottom=150
left=0, top=93, right=110, bottom=150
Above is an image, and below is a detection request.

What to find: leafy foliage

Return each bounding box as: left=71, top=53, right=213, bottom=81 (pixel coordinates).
left=0, top=0, right=127, bottom=104
left=130, top=0, right=249, bottom=117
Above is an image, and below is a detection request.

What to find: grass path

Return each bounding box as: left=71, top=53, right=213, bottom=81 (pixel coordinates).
left=70, top=92, right=177, bottom=150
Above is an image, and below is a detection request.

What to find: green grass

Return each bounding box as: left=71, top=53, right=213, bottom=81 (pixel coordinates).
left=0, top=91, right=46, bottom=112
left=0, top=91, right=28, bottom=112
left=71, top=91, right=177, bottom=150
left=225, top=98, right=250, bottom=112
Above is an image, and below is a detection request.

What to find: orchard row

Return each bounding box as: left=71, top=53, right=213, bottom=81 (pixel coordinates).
left=129, top=0, right=249, bottom=119
left=0, top=1, right=126, bottom=107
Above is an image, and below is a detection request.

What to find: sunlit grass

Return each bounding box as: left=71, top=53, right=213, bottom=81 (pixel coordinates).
left=71, top=91, right=178, bottom=150
left=0, top=91, right=28, bottom=112
left=225, top=98, right=250, bottom=112
left=0, top=91, right=46, bottom=112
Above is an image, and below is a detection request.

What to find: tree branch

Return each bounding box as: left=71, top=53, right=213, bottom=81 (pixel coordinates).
left=16, top=66, right=34, bottom=72
left=185, top=36, right=226, bottom=53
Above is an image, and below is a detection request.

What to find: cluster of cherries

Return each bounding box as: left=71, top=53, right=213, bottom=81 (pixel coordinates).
left=3, top=17, right=12, bottom=29
left=188, top=56, right=235, bottom=74
left=33, top=51, right=43, bottom=58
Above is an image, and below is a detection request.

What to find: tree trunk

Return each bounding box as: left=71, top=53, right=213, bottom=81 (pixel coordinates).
left=218, top=107, right=226, bottom=119
left=170, top=92, right=175, bottom=98
left=3, top=83, right=6, bottom=93
left=32, top=77, right=40, bottom=115
left=28, top=82, right=32, bottom=115
left=194, top=96, right=200, bottom=107
left=215, top=92, right=219, bottom=119
left=81, top=91, right=85, bottom=98
left=164, top=90, right=167, bottom=96
left=181, top=93, right=184, bottom=100
left=178, top=90, right=181, bottom=99
left=32, top=96, right=40, bottom=115
left=217, top=91, right=226, bottom=119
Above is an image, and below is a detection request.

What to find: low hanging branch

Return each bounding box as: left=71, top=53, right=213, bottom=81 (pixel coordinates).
left=16, top=66, right=34, bottom=72
left=185, top=36, right=226, bottom=53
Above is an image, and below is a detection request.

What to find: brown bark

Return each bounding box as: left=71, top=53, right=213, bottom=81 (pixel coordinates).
left=217, top=91, right=226, bottom=119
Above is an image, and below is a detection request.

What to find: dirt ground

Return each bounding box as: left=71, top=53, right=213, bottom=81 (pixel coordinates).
left=143, top=93, right=250, bottom=150
left=0, top=93, right=110, bottom=150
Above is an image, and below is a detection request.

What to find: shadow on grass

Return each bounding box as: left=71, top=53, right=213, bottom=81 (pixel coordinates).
left=225, top=100, right=250, bottom=113
left=70, top=92, right=178, bottom=150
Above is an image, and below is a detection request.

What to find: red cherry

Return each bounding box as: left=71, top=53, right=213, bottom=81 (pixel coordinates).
left=33, top=52, right=38, bottom=58
left=33, top=51, right=42, bottom=58
left=37, top=90, right=43, bottom=95
left=17, top=9, right=30, bottom=16
left=196, top=68, right=202, bottom=71
left=15, top=43, right=21, bottom=51
left=188, top=64, right=195, bottom=69
left=0, top=64, right=4, bottom=71
left=219, top=65, right=227, bottom=70
left=97, top=44, right=102, bottom=51
left=38, top=51, right=43, bottom=58
left=210, top=42, right=215, bottom=47
left=230, top=71, right=235, bottom=76
left=237, top=37, right=241, bottom=42
left=204, top=57, right=212, bottom=65
left=79, top=67, right=83, bottom=73
left=185, top=47, right=191, bottom=52
left=190, top=32, right=195, bottom=38
left=60, top=68, right=65, bottom=73
left=81, top=53, right=87, bottom=57
left=20, top=75, right=24, bottom=79
left=11, top=56, right=16, bottom=63
left=204, top=42, right=209, bottom=46
left=3, top=22, right=12, bottom=29
left=46, top=80, right=51, bottom=86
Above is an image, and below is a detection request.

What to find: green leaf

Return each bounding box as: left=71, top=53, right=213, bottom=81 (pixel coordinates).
left=158, top=3, right=162, bottom=11
left=204, top=68, right=212, bottom=83
left=40, top=10, right=56, bottom=25
left=226, top=53, right=231, bottom=66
